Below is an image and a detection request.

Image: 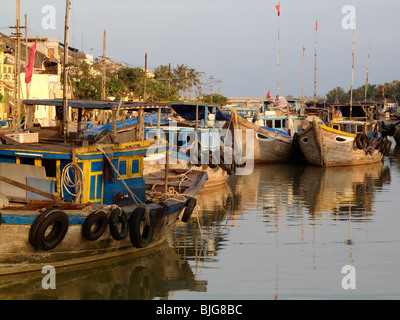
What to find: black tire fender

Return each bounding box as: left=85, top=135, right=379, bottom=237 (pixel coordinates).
left=82, top=210, right=109, bottom=241
left=355, top=133, right=369, bottom=149
left=208, top=150, right=218, bottom=169
left=129, top=206, right=154, bottom=248
left=108, top=207, right=129, bottom=241
left=29, top=209, right=69, bottom=251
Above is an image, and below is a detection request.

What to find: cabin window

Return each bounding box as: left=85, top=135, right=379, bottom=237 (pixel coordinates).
left=42, top=159, right=57, bottom=178
left=18, top=157, right=35, bottom=166
left=356, top=125, right=363, bottom=133
left=275, top=120, right=282, bottom=129
left=131, top=160, right=139, bottom=174
left=88, top=160, right=103, bottom=202
left=118, top=160, right=127, bottom=176
left=332, top=124, right=340, bottom=131
left=117, top=157, right=142, bottom=180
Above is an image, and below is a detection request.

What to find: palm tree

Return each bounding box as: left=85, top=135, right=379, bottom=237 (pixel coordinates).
left=173, top=64, right=187, bottom=98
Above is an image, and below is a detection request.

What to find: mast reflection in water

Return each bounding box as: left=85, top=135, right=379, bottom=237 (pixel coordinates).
left=170, top=148, right=400, bottom=299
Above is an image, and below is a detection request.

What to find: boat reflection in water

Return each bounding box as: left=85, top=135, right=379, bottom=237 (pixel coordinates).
left=170, top=182, right=237, bottom=263
left=168, top=160, right=392, bottom=300
left=0, top=242, right=206, bottom=300
left=296, top=161, right=390, bottom=219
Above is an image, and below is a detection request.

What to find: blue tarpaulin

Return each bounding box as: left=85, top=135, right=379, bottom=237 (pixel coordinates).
left=170, top=103, right=229, bottom=121
left=82, top=113, right=159, bottom=137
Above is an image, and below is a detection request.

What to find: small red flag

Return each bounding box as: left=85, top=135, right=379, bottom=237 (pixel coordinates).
left=303, top=46, right=305, bottom=57
left=316, top=20, right=318, bottom=32
left=275, top=3, right=280, bottom=16
left=25, top=41, right=37, bottom=84
left=266, top=90, right=271, bottom=99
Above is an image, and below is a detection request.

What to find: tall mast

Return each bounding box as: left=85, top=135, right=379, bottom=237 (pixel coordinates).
left=302, top=46, right=305, bottom=98
left=276, top=3, right=281, bottom=98
left=11, top=0, right=22, bottom=130
left=314, top=20, right=318, bottom=99
left=350, top=0, right=356, bottom=119
left=62, top=0, right=71, bottom=140
left=365, top=41, right=370, bottom=101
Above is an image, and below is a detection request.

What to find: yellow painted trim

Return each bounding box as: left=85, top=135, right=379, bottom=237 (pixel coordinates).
left=74, top=140, right=156, bottom=156
left=56, top=160, right=61, bottom=195
left=320, top=124, right=356, bottom=138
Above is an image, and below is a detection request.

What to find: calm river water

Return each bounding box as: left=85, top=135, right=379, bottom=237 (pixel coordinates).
left=1, top=145, right=400, bottom=300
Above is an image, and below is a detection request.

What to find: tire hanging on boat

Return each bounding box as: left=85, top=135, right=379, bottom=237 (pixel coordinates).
left=29, top=209, right=69, bottom=251
left=129, top=206, right=154, bottom=248
left=381, top=140, right=392, bottom=156
left=355, top=133, right=369, bottom=150
left=388, top=124, right=396, bottom=137
left=181, top=197, right=197, bottom=223
left=108, top=207, right=129, bottom=241
left=82, top=210, right=109, bottom=241
left=219, top=148, right=232, bottom=172
left=208, top=150, right=219, bottom=169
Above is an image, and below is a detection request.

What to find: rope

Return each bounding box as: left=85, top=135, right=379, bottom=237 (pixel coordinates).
left=96, top=145, right=144, bottom=206
left=61, top=162, right=84, bottom=203
left=146, top=186, right=188, bottom=203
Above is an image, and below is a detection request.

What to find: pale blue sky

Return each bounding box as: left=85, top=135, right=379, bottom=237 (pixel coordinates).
left=2, top=0, right=399, bottom=98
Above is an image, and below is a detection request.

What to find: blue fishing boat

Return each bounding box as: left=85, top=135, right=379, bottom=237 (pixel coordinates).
left=144, top=102, right=236, bottom=186
left=0, top=99, right=207, bottom=275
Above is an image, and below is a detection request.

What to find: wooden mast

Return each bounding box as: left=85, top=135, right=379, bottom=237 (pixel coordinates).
left=349, top=0, right=356, bottom=119
left=314, top=20, right=318, bottom=100
left=62, top=0, right=71, bottom=140
left=276, top=2, right=280, bottom=98
left=365, top=41, right=370, bottom=101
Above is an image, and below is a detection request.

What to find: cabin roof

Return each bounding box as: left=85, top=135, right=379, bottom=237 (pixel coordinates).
left=22, top=99, right=171, bottom=110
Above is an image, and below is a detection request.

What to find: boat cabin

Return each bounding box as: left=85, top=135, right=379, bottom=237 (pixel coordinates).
left=0, top=99, right=168, bottom=205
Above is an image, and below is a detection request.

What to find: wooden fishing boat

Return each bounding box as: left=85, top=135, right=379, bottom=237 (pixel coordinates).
left=143, top=102, right=233, bottom=187
left=225, top=111, right=304, bottom=164
left=0, top=99, right=208, bottom=275
left=0, top=242, right=207, bottom=299
left=144, top=125, right=230, bottom=187
left=297, top=119, right=389, bottom=167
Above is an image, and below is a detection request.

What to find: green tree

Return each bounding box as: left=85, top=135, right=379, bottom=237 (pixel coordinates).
left=202, top=94, right=228, bottom=106
left=70, top=61, right=102, bottom=100
left=326, top=87, right=349, bottom=104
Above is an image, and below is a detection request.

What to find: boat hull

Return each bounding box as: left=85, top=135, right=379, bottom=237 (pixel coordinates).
left=298, top=121, right=383, bottom=167
left=392, top=127, right=400, bottom=145
left=144, top=155, right=229, bottom=188
left=0, top=206, right=181, bottom=275
left=227, top=113, right=303, bottom=163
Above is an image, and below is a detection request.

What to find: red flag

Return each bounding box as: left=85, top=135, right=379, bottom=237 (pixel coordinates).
left=316, top=20, right=318, bottom=32
left=275, top=3, right=280, bottom=16
left=25, top=41, right=37, bottom=84
left=266, top=90, right=271, bottom=99
left=303, top=46, right=305, bottom=57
